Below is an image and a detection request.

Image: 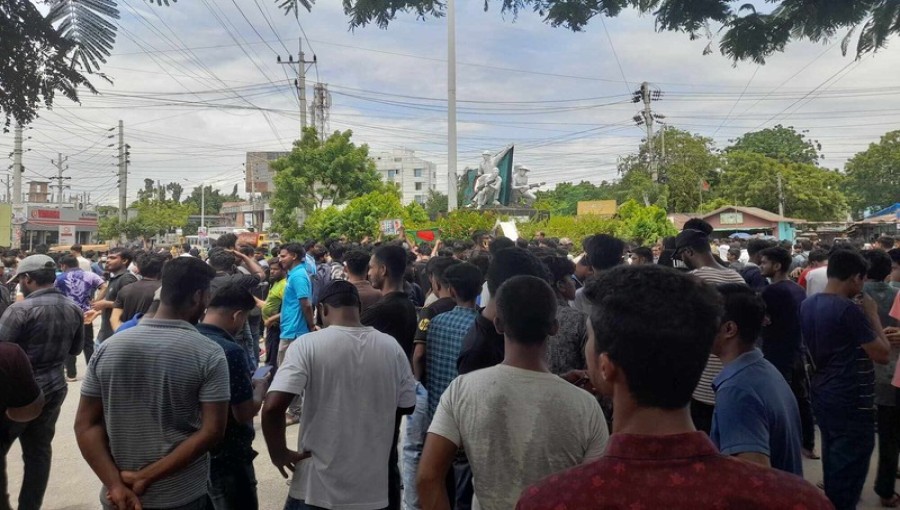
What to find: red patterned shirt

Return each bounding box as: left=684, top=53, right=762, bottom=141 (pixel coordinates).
left=516, top=431, right=833, bottom=510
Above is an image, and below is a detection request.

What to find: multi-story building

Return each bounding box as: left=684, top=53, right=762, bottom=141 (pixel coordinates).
left=245, top=151, right=289, bottom=194
left=373, top=149, right=437, bottom=205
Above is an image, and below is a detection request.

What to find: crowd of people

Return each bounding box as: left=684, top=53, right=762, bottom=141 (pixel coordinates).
left=0, top=228, right=899, bottom=510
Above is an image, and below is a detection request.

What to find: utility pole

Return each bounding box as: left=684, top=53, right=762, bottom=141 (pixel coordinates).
left=117, top=120, right=126, bottom=224
left=310, top=83, right=331, bottom=140
left=633, top=82, right=665, bottom=183
left=776, top=173, right=785, bottom=217
left=12, top=124, right=24, bottom=249
left=51, top=153, right=71, bottom=208
left=278, top=39, right=316, bottom=135
left=447, top=0, right=458, bottom=212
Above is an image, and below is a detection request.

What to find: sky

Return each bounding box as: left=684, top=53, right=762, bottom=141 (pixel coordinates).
left=2, top=0, right=899, bottom=206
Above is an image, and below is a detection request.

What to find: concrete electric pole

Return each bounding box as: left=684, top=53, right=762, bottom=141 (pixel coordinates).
left=310, top=83, right=331, bottom=140
left=12, top=124, right=24, bottom=249
left=278, top=39, right=316, bottom=135
left=447, top=0, right=458, bottom=212
left=51, top=153, right=70, bottom=208
left=632, top=82, right=665, bottom=183
left=117, top=120, right=126, bottom=224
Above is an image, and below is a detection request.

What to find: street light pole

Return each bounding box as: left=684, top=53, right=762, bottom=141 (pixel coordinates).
left=446, top=0, right=458, bottom=212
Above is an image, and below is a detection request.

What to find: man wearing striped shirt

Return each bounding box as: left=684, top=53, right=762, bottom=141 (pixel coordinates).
left=673, top=228, right=747, bottom=435
left=75, top=257, right=230, bottom=510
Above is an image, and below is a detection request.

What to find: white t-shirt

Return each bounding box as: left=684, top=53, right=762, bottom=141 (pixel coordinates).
left=718, top=244, right=730, bottom=261
left=806, top=266, right=828, bottom=297
left=429, top=364, right=609, bottom=510
left=269, top=325, right=416, bottom=510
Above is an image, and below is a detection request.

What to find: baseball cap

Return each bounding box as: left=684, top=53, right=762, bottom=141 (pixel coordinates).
left=318, top=280, right=360, bottom=308
left=674, top=229, right=710, bottom=255
left=7, top=255, right=56, bottom=284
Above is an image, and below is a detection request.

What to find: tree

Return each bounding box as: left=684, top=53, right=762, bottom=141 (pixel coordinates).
left=182, top=184, right=240, bottom=216
left=614, top=200, right=678, bottom=245
left=270, top=127, right=382, bottom=234
left=424, top=190, right=448, bottom=220
left=131, top=199, right=193, bottom=241
left=617, top=127, right=720, bottom=213
left=166, top=182, right=184, bottom=203
left=728, top=125, right=822, bottom=165
left=136, top=178, right=156, bottom=202
left=533, top=180, right=619, bottom=216
left=842, top=130, right=900, bottom=217
left=714, top=151, right=848, bottom=221
left=297, top=188, right=425, bottom=242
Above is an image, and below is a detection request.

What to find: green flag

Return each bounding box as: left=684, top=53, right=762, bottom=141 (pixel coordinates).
left=496, top=145, right=515, bottom=206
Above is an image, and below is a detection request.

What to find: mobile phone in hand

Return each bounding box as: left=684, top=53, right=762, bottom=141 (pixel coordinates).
left=252, top=365, right=273, bottom=381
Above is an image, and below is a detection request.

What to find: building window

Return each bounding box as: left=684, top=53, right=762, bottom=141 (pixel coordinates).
left=415, top=195, right=425, bottom=204
left=394, top=157, right=402, bottom=162
left=414, top=168, right=423, bottom=177
left=387, top=169, right=397, bottom=180
left=415, top=182, right=423, bottom=191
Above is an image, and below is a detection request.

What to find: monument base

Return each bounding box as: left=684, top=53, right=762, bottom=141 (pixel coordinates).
left=482, top=206, right=549, bottom=222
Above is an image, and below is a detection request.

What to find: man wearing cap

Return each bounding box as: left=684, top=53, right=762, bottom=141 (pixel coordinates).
left=512, top=164, right=538, bottom=206
left=262, top=280, right=416, bottom=510
left=0, top=254, right=84, bottom=510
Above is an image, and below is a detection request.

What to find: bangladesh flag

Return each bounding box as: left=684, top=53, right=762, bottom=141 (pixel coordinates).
left=408, top=229, right=439, bottom=244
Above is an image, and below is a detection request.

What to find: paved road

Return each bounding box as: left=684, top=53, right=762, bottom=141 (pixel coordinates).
left=5, top=356, right=890, bottom=509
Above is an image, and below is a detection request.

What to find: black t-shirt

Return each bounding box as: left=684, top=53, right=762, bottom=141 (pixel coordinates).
left=98, top=272, right=138, bottom=342
left=760, top=280, right=807, bottom=375
left=457, top=311, right=503, bottom=375
left=114, top=279, right=161, bottom=323
left=0, top=342, right=41, bottom=415
left=361, top=291, right=418, bottom=361
left=414, top=297, right=457, bottom=344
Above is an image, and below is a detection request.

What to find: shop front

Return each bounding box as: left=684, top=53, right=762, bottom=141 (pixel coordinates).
left=22, top=207, right=98, bottom=249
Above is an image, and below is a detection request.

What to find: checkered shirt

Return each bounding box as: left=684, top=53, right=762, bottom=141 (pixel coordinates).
left=426, top=306, right=479, bottom=416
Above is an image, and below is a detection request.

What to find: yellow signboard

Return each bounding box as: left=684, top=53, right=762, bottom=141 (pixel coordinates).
left=577, top=200, right=617, bottom=217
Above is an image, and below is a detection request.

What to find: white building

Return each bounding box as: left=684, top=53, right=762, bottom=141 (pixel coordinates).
left=373, top=149, right=437, bottom=205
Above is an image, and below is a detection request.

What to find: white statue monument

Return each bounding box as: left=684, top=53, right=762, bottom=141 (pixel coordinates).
left=511, top=164, right=543, bottom=206
left=472, top=167, right=503, bottom=208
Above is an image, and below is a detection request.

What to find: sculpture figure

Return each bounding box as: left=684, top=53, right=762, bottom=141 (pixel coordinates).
left=511, top=164, right=543, bottom=207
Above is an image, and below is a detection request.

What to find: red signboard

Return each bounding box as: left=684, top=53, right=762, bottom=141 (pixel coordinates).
left=33, top=209, right=61, bottom=219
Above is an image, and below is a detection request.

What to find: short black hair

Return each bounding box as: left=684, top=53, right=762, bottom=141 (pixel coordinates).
left=683, top=218, right=714, bottom=235
left=329, top=242, right=347, bottom=263
left=587, top=265, right=723, bottom=409
left=34, top=244, right=49, bottom=255
left=108, top=247, right=133, bottom=264
left=216, top=233, right=238, bottom=249
left=426, top=256, right=461, bottom=285
left=889, top=248, right=900, bottom=265
left=26, top=268, right=57, bottom=285
left=878, top=236, right=896, bottom=248
left=808, top=249, right=828, bottom=264
left=59, top=254, right=79, bottom=269
left=719, top=284, right=766, bottom=346
left=759, top=247, right=792, bottom=274
left=239, top=245, right=255, bottom=258
left=160, top=257, right=216, bottom=308
left=826, top=247, right=869, bottom=281
left=467, top=251, right=490, bottom=279
left=280, top=243, right=306, bottom=260
left=181, top=243, right=191, bottom=252
left=495, top=275, right=557, bottom=346
left=747, top=238, right=775, bottom=257
left=343, top=249, right=370, bottom=277
left=489, top=236, right=515, bottom=256
left=443, top=263, right=484, bottom=302
left=208, top=283, right=256, bottom=311
left=373, top=245, right=407, bottom=280
left=862, top=249, right=892, bottom=282
left=319, top=280, right=361, bottom=308
left=71, top=244, right=83, bottom=253
left=486, top=247, right=550, bottom=295
left=585, top=234, right=625, bottom=271
left=207, top=247, right=235, bottom=271
left=542, top=255, right=575, bottom=283
left=136, top=253, right=165, bottom=279
left=632, top=247, right=653, bottom=261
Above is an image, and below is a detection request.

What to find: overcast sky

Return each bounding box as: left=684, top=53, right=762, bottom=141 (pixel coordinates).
left=3, top=1, right=899, bottom=206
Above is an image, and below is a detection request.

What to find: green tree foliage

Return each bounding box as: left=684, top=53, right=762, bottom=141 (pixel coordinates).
left=97, top=216, right=121, bottom=241
left=423, top=190, right=448, bottom=220
left=518, top=215, right=617, bottom=242
left=843, top=130, right=900, bottom=216
left=533, top=181, right=619, bottom=216
left=433, top=211, right=499, bottom=242
left=728, top=125, right=822, bottom=165
left=715, top=151, right=847, bottom=221
left=613, top=200, right=678, bottom=245
left=182, top=185, right=240, bottom=216
left=271, top=127, right=382, bottom=234
left=131, top=199, right=193, bottom=240
left=618, top=127, right=720, bottom=212
left=297, top=188, right=426, bottom=242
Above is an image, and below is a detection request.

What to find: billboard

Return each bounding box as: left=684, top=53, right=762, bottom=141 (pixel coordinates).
left=577, top=200, right=617, bottom=217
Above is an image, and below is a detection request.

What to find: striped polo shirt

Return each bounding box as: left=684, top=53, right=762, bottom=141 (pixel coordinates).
left=82, top=318, right=230, bottom=508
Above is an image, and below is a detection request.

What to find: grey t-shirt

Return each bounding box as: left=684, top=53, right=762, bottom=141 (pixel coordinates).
left=429, top=364, right=608, bottom=510
left=82, top=318, right=230, bottom=508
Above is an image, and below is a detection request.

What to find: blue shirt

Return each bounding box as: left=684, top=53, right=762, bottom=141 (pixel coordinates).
left=711, top=349, right=803, bottom=475
left=195, top=323, right=256, bottom=462
left=55, top=268, right=104, bottom=312
left=426, top=306, right=479, bottom=416
left=800, top=293, right=876, bottom=412
left=280, top=264, right=312, bottom=341
left=115, top=313, right=143, bottom=333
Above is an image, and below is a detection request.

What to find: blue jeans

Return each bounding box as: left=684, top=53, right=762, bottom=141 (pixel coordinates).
left=815, top=407, right=875, bottom=510
left=208, top=457, right=258, bottom=510
left=402, top=383, right=429, bottom=510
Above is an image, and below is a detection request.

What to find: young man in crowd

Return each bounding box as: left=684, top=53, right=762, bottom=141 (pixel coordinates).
left=457, top=248, right=549, bottom=374
left=262, top=281, right=416, bottom=510
left=362, top=244, right=418, bottom=510
left=419, top=275, right=608, bottom=510
left=804, top=247, right=833, bottom=297
left=91, top=248, right=137, bottom=345
left=56, top=254, right=106, bottom=381
left=542, top=255, right=587, bottom=375
left=0, top=342, right=44, bottom=425
left=276, top=243, right=315, bottom=426
left=110, top=252, right=165, bottom=331
left=710, top=284, right=803, bottom=474
left=516, top=265, right=831, bottom=510
left=673, top=228, right=746, bottom=434
left=75, top=257, right=229, bottom=510
left=197, top=284, right=272, bottom=510
left=0, top=255, right=84, bottom=510
left=889, top=248, right=900, bottom=290
left=342, top=249, right=381, bottom=312
left=262, top=260, right=286, bottom=368
left=801, top=247, right=892, bottom=510
left=861, top=249, right=900, bottom=506
left=405, top=256, right=460, bottom=510
left=739, top=238, right=773, bottom=290
left=758, top=246, right=817, bottom=459
left=572, top=234, right=625, bottom=315
left=208, top=247, right=266, bottom=369
left=70, top=244, right=93, bottom=273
